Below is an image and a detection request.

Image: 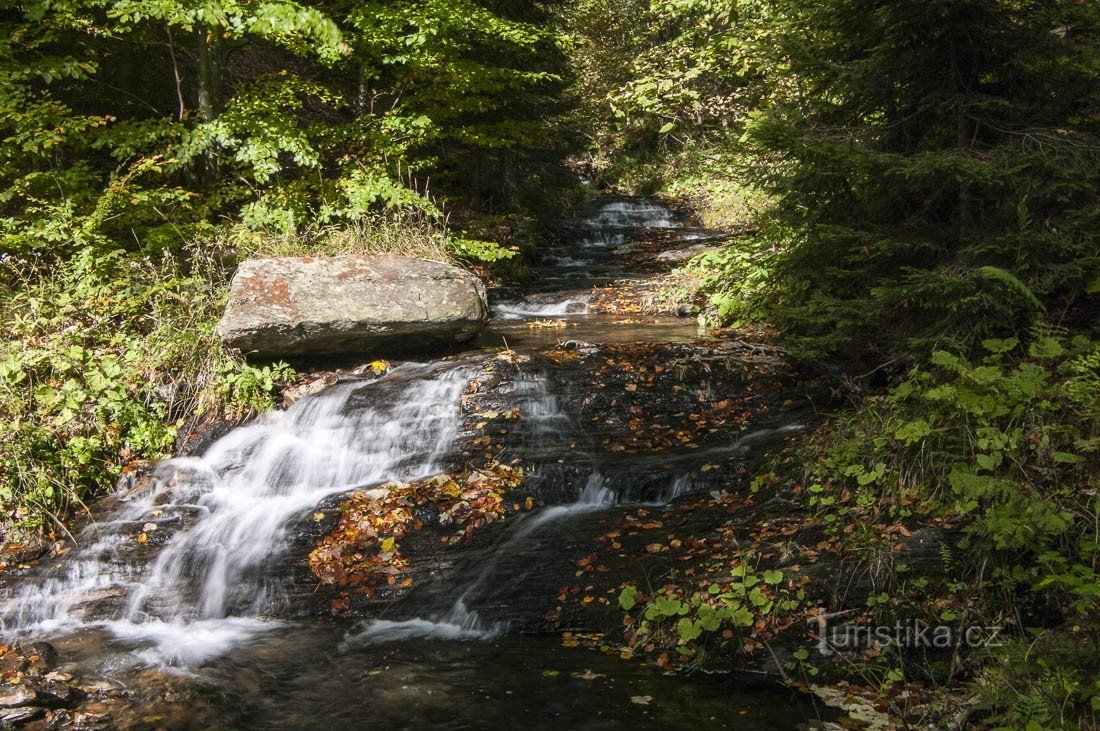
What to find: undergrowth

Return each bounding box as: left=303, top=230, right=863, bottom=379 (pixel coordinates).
left=0, top=247, right=296, bottom=538
left=790, top=329, right=1100, bottom=727
left=222, top=208, right=516, bottom=266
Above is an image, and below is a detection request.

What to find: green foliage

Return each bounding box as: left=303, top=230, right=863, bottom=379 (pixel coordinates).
left=565, top=0, right=767, bottom=182
left=693, top=235, right=774, bottom=327
left=972, top=631, right=1100, bottom=730
left=0, top=250, right=292, bottom=534
left=801, top=332, right=1099, bottom=724
left=211, top=359, right=296, bottom=420
left=622, top=562, right=804, bottom=660
left=814, top=333, right=1095, bottom=550
left=447, top=237, right=517, bottom=264
left=0, top=0, right=576, bottom=262
left=742, top=0, right=1099, bottom=363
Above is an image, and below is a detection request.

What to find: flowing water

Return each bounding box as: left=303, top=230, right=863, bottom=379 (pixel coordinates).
left=0, top=198, right=822, bottom=729
left=6, top=364, right=473, bottom=663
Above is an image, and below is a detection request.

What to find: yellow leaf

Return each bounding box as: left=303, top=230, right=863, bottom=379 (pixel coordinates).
left=381, top=536, right=396, bottom=552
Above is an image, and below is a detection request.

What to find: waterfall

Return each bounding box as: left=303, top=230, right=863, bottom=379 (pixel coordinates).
left=4, top=363, right=471, bottom=664
left=583, top=200, right=678, bottom=229
left=490, top=197, right=678, bottom=320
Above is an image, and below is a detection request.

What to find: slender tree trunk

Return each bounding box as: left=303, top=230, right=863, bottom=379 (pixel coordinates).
left=196, top=26, right=227, bottom=180
left=197, top=27, right=226, bottom=122
left=357, top=62, right=371, bottom=117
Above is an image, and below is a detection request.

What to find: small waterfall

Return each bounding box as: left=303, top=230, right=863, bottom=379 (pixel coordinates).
left=490, top=197, right=675, bottom=320
left=663, top=473, right=694, bottom=502
left=339, top=379, right=611, bottom=647
left=4, top=363, right=472, bottom=664
left=492, top=295, right=591, bottom=320
left=573, top=232, right=631, bottom=248
left=584, top=200, right=677, bottom=229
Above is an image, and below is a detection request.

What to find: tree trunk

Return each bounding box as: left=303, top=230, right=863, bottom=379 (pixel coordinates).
left=197, top=27, right=226, bottom=122
left=196, top=26, right=228, bottom=180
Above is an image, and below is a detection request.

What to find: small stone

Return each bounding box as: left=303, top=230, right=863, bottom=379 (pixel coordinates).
left=0, top=706, right=44, bottom=724
left=282, top=373, right=339, bottom=408
left=24, top=641, right=57, bottom=671
left=79, top=680, right=117, bottom=696
left=73, top=711, right=107, bottom=725
left=0, top=685, right=37, bottom=707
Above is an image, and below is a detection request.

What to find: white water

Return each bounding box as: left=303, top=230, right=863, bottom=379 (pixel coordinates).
left=5, top=364, right=471, bottom=665
left=549, top=255, right=592, bottom=267
left=584, top=200, right=677, bottom=229
left=492, top=295, right=592, bottom=320
left=573, top=232, right=631, bottom=248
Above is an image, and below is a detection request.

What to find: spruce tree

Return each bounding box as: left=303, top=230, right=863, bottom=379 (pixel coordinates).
left=745, top=0, right=1099, bottom=364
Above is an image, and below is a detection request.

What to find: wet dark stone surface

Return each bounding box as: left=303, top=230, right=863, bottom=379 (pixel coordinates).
left=280, top=338, right=811, bottom=631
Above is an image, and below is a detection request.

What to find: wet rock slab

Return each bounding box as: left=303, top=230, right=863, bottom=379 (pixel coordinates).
left=281, top=338, right=810, bottom=627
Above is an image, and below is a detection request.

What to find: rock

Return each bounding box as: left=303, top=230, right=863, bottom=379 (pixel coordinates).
left=0, top=686, right=38, bottom=708
left=0, top=706, right=43, bottom=724
left=217, top=255, right=488, bottom=358
left=655, top=243, right=722, bottom=263
left=674, top=303, right=695, bottom=317
left=78, top=681, right=119, bottom=696
left=24, top=642, right=57, bottom=672
left=34, top=683, right=82, bottom=707
left=282, top=373, right=340, bottom=408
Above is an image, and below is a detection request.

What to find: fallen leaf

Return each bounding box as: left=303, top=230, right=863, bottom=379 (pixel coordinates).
left=573, top=669, right=604, bottom=681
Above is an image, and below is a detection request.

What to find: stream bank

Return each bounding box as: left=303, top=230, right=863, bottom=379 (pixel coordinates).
left=0, top=196, right=901, bottom=730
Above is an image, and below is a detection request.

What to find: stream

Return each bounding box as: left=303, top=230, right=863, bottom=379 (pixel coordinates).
left=0, top=198, right=825, bottom=729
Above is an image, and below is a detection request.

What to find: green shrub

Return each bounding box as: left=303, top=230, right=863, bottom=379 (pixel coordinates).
left=0, top=248, right=292, bottom=536
left=798, top=332, right=1099, bottom=725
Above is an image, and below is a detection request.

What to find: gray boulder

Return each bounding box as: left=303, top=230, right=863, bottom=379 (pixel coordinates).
left=217, top=255, right=488, bottom=358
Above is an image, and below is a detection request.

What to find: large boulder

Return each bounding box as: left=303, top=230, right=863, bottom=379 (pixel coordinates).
left=217, top=255, right=488, bottom=358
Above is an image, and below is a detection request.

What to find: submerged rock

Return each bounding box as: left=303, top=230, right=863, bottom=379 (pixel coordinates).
left=217, top=255, right=488, bottom=358
left=0, top=685, right=37, bottom=708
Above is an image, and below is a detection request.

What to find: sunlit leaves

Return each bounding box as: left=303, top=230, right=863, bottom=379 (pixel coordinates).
left=108, top=0, right=343, bottom=60
left=309, top=462, right=526, bottom=612
left=618, top=584, right=638, bottom=610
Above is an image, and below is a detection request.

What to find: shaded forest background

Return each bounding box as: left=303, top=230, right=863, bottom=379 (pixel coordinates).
left=0, top=0, right=1098, bottom=726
